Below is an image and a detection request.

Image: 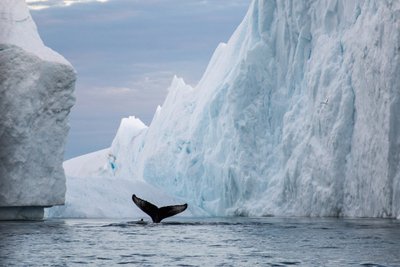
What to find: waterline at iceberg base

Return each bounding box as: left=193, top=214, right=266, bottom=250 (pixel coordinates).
left=50, top=0, right=400, bottom=219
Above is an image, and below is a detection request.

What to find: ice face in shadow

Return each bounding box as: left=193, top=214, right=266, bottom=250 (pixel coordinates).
left=59, top=0, right=400, bottom=219
left=0, top=0, right=75, bottom=218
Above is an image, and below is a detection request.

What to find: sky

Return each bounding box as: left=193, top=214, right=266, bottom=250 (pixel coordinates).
left=28, top=0, right=250, bottom=159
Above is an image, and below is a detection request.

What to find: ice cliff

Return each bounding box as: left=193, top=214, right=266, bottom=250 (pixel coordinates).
left=0, top=0, right=75, bottom=219
left=59, top=0, right=400, bottom=219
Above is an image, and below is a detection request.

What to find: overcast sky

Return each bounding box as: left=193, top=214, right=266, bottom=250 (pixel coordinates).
left=28, top=0, right=250, bottom=159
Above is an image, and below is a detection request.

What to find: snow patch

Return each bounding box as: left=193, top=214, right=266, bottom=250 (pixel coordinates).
left=0, top=0, right=70, bottom=65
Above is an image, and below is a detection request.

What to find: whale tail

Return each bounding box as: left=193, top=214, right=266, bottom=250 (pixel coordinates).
left=132, top=194, right=187, bottom=223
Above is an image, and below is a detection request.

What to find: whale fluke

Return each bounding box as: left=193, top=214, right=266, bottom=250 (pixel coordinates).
left=132, top=194, right=187, bottom=223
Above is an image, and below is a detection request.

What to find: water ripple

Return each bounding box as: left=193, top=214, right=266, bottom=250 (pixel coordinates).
left=0, top=217, right=399, bottom=266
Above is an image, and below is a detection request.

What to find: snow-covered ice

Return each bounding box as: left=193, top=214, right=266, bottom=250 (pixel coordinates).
left=0, top=0, right=75, bottom=217
left=0, top=0, right=70, bottom=65
left=52, top=0, right=400, bottom=219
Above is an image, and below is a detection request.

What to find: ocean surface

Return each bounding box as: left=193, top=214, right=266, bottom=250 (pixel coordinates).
left=0, top=217, right=399, bottom=266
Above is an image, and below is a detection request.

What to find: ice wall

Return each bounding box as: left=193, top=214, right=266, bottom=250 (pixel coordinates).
left=59, top=0, right=400, bottom=219
left=0, top=0, right=75, bottom=219
left=130, top=0, right=400, bottom=218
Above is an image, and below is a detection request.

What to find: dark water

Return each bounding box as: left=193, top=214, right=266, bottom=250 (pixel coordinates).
left=0, top=217, right=399, bottom=266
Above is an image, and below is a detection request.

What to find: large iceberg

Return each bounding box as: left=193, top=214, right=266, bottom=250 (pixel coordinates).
left=58, top=0, right=400, bottom=219
left=0, top=0, right=75, bottom=219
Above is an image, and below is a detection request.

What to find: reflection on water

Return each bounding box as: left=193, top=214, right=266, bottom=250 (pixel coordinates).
left=1, top=217, right=399, bottom=266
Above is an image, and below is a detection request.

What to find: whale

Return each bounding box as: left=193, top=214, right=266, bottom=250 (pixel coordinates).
left=131, top=194, right=187, bottom=223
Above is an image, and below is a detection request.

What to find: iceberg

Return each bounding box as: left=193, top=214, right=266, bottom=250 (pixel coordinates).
left=0, top=0, right=75, bottom=219
left=49, top=116, right=198, bottom=218
left=56, top=0, right=400, bottom=219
